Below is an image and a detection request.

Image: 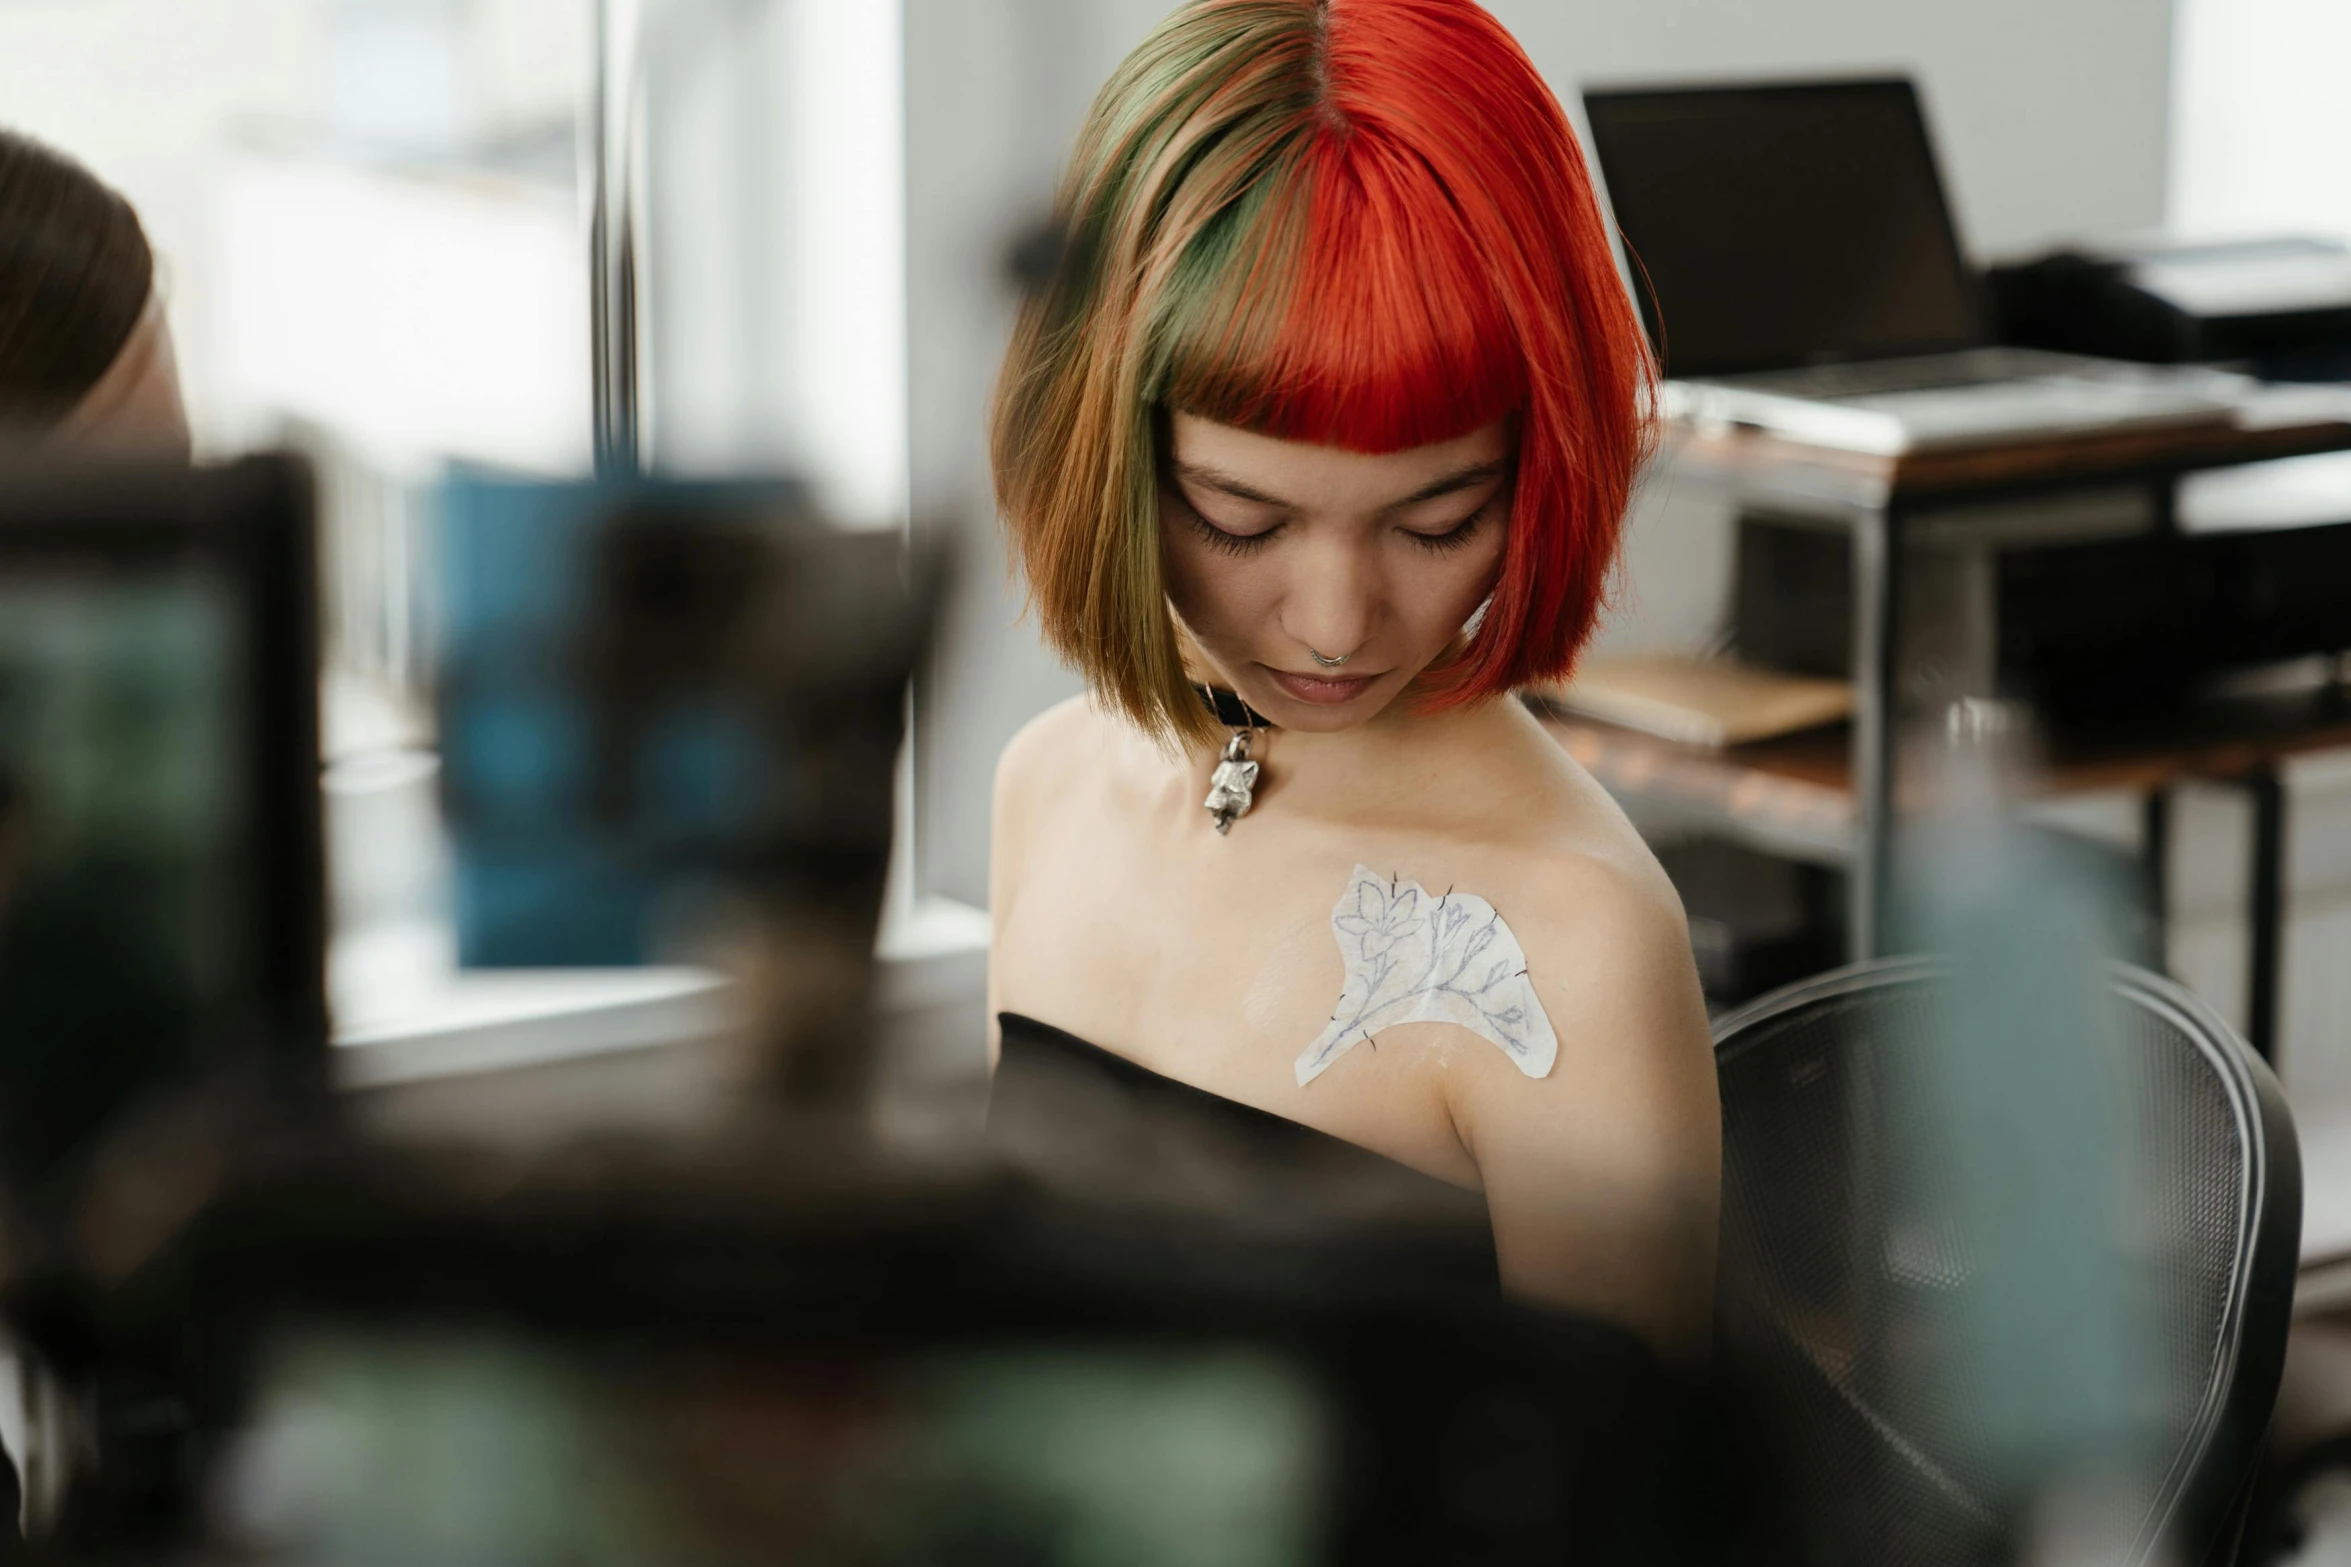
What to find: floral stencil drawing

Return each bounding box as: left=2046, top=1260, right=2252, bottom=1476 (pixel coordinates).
left=1296, top=865, right=1559, bottom=1087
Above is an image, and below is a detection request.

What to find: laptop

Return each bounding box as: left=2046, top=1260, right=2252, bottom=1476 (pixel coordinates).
left=1580, top=78, right=2248, bottom=455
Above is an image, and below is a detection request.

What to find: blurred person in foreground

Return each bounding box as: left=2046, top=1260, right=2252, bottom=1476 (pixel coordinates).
left=987, top=0, right=1718, bottom=1360
left=0, top=128, right=189, bottom=458
left=0, top=128, right=199, bottom=1201
left=0, top=128, right=194, bottom=1553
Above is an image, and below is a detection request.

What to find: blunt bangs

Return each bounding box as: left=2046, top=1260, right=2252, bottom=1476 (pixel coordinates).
left=1157, top=134, right=1524, bottom=456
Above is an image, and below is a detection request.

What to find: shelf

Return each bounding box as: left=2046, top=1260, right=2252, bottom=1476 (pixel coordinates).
left=1542, top=681, right=2351, bottom=861
left=1543, top=715, right=1855, bottom=862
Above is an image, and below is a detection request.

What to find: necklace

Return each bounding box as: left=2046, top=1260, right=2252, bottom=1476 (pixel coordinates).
left=1194, top=684, right=1271, bottom=835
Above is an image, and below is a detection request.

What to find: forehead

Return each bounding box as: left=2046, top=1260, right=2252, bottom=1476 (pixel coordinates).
left=1166, top=413, right=1509, bottom=508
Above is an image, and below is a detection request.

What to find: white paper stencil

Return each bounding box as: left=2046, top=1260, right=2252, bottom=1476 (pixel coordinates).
left=1295, top=865, right=1559, bottom=1087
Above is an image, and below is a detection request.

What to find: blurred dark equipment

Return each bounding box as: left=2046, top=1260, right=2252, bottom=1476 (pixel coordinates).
left=1590, top=104, right=2351, bottom=1032
left=1712, top=958, right=2300, bottom=1566
left=436, top=476, right=934, bottom=1106
left=2240, top=1316, right=2351, bottom=1564
left=16, top=467, right=1710, bottom=1563
left=1004, top=216, right=1068, bottom=295
left=39, top=1148, right=1697, bottom=1566
left=1655, top=839, right=1845, bottom=1009
left=1734, top=510, right=2351, bottom=725
left=1581, top=78, right=2241, bottom=453
left=1992, top=236, right=2351, bottom=377
left=0, top=455, right=325, bottom=1213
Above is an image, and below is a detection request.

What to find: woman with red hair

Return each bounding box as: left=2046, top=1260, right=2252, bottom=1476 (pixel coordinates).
left=987, top=0, right=1718, bottom=1357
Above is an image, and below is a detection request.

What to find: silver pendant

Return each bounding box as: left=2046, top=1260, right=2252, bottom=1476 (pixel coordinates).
left=1204, top=730, right=1262, bottom=835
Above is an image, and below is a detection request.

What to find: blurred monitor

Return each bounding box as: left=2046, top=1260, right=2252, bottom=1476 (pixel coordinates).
left=436, top=475, right=926, bottom=970
left=0, top=456, right=324, bottom=1195
left=1581, top=78, right=1984, bottom=376
left=227, top=1333, right=1333, bottom=1565
left=165, top=1183, right=1684, bottom=1566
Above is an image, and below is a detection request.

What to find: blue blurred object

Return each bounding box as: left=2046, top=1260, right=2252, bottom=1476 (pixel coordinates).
left=1889, top=709, right=2160, bottom=1519
left=435, top=472, right=912, bottom=969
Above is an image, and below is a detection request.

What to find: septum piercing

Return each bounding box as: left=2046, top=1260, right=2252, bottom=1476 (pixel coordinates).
left=1309, top=648, right=1351, bottom=669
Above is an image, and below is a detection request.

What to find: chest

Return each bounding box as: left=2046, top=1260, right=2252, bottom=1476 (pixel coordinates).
left=1003, top=801, right=1332, bottom=1051
left=994, top=786, right=1488, bottom=1185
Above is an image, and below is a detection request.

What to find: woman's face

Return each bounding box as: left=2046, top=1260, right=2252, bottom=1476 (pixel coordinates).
left=1160, top=411, right=1512, bottom=733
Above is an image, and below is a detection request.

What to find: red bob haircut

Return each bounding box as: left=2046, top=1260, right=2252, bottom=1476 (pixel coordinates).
left=992, top=0, right=1654, bottom=743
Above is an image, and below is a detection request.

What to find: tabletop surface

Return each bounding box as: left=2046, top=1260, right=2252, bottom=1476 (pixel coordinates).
left=1664, top=404, right=2351, bottom=514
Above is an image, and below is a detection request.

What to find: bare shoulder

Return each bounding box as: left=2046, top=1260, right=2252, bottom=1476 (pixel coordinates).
left=995, top=692, right=1101, bottom=803
left=1436, top=779, right=1721, bottom=1350
left=995, top=693, right=1129, bottom=833
left=989, top=694, right=1123, bottom=1059
left=1452, top=716, right=1705, bottom=1051
left=1462, top=826, right=1711, bottom=1104
left=993, top=695, right=1096, bottom=916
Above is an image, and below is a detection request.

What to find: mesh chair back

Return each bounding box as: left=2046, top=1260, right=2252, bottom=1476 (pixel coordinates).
left=1712, top=959, right=2300, bottom=1566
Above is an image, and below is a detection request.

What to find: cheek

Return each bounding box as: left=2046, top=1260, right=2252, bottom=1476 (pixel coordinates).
left=1401, top=534, right=1508, bottom=637
left=1161, top=526, right=1269, bottom=636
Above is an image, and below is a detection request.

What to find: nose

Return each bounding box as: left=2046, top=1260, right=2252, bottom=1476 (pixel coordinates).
left=1278, top=533, right=1380, bottom=666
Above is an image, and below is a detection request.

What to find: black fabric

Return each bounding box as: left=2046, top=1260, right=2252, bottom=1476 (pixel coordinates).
left=991, top=1011, right=1499, bottom=1290
left=990, top=1013, right=1748, bottom=1561
left=1192, top=683, right=1273, bottom=730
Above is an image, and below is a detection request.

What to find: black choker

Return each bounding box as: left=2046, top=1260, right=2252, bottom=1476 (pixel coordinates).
left=1193, top=684, right=1271, bottom=834
left=1193, top=683, right=1273, bottom=730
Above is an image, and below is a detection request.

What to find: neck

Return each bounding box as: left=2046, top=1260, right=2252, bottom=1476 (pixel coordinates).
left=1197, top=685, right=1532, bottom=825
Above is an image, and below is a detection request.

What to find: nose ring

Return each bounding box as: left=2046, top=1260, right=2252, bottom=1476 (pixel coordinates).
left=1309, top=648, right=1350, bottom=669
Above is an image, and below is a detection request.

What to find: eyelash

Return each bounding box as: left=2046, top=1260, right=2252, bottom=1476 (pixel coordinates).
left=1184, top=509, right=1278, bottom=558
left=1403, top=506, right=1490, bottom=555
left=1182, top=499, right=1494, bottom=558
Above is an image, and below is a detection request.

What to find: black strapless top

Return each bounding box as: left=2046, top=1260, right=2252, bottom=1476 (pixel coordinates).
left=989, top=1011, right=1500, bottom=1289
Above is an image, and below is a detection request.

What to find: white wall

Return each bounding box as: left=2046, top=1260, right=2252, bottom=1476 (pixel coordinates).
left=2172, top=0, right=2351, bottom=244
left=0, top=0, right=330, bottom=449
left=0, top=0, right=588, bottom=451
left=2166, top=0, right=2351, bottom=1101
left=906, top=0, right=1145, bottom=908
left=642, top=0, right=907, bottom=524
left=1509, top=0, right=2173, bottom=260
left=906, top=0, right=2180, bottom=907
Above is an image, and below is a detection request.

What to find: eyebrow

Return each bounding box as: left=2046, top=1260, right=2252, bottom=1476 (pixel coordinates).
left=1171, top=457, right=1510, bottom=511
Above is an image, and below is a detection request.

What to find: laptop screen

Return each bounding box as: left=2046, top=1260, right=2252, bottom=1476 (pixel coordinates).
left=1582, top=79, right=1983, bottom=378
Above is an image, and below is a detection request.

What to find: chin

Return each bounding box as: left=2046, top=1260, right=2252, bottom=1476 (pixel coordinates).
left=1260, top=702, right=1376, bottom=734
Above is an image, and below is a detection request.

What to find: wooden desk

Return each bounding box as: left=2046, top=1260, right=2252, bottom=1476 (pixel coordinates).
left=1619, top=408, right=2351, bottom=1057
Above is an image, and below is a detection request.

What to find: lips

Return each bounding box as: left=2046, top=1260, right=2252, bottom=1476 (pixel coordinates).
left=1264, top=667, right=1381, bottom=705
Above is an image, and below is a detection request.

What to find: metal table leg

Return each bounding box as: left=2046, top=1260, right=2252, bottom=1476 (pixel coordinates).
left=1850, top=506, right=1899, bottom=961
left=2244, top=766, right=2287, bottom=1064
left=2142, top=787, right=2171, bottom=970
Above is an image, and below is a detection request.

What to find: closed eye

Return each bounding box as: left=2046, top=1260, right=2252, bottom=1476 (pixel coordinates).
left=1171, top=487, right=1283, bottom=555
left=1401, top=501, right=1493, bottom=554
left=1188, top=511, right=1282, bottom=555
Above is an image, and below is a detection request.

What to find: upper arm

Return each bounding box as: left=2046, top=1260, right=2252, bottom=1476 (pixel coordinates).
left=1448, top=855, right=1720, bottom=1357
left=986, top=698, right=1078, bottom=1069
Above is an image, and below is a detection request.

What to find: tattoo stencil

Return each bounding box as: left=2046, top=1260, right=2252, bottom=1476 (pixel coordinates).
left=1296, top=864, right=1559, bottom=1087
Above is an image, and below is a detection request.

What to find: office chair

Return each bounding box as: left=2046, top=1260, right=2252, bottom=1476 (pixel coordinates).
left=1712, top=958, right=2301, bottom=1567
